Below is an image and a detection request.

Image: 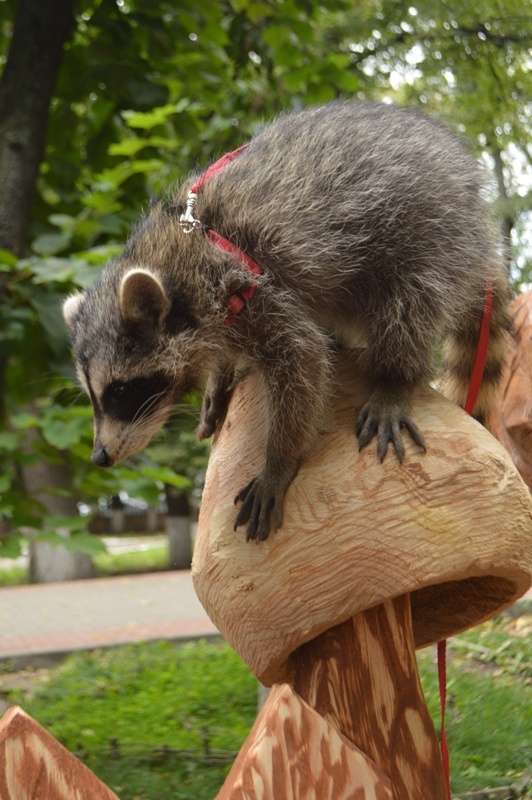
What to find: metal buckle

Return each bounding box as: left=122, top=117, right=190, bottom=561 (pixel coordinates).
left=179, top=191, right=203, bottom=233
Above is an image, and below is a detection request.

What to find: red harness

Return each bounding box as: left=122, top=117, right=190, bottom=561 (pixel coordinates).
left=179, top=143, right=263, bottom=325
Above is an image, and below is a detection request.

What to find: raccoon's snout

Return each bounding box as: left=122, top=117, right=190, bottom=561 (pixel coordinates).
left=92, top=445, right=113, bottom=468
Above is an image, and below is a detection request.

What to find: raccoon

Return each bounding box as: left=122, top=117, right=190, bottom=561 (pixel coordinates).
left=63, top=100, right=512, bottom=542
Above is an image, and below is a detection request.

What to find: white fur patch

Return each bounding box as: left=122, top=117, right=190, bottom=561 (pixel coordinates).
left=63, top=292, right=84, bottom=327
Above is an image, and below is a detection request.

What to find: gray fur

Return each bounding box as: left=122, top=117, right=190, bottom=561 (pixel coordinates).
left=64, top=100, right=512, bottom=542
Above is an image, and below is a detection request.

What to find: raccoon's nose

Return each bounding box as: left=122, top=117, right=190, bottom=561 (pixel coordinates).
left=92, top=445, right=112, bottom=468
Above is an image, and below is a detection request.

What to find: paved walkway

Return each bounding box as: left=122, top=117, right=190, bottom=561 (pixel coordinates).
left=1, top=566, right=530, bottom=668
left=0, top=571, right=219, bottom=667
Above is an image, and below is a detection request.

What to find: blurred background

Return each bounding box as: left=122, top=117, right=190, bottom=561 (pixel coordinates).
left=0, top=0, right=530, bottom=582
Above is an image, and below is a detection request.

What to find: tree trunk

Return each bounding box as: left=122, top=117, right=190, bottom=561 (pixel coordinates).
left=23, top=450, right=94, bottom=584
left=165, top=487, right=192, bottom=569
left=109, top=495, right=125, bottom=534
left=0, top=0, right=86, bottom=583
left=0, top=0, right=75, bottom=255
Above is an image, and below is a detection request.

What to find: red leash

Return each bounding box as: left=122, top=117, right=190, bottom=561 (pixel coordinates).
left=206, top=228, right=263, bottom=325
left=179, top=143, right=263, bottom=324
left=438, top=640, right=451, bottom=799
left=464, top=277, right=494, bottom=415
left=190, top=143, right=250, bottom=196
left=438, top=275, right=494, bottom=800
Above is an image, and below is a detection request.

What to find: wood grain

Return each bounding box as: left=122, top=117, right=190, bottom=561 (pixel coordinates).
left=216, top=683, right=393, bottom=800
left=291, top=597, right=447, bottom=800
left=488, top=290, right=532, bottom=489
left=193, top=349, right=532, bottom=685
left=0, top=706, right=119, bottom=800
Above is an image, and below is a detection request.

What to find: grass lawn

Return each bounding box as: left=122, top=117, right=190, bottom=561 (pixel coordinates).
left=0, top=535, right=169, bottom=587
left=92, top=542, right=169, bottom=576
left=2, top=612, right=531, bottom=799
left=2, top=640, right=257, bottom=800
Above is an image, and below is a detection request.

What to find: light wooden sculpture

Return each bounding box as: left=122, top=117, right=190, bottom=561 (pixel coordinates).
left=488, top=290, right=532, bottom=490
left=193, top=349, right=532, bottom=800
left=0, top=706, right=119, bottom=800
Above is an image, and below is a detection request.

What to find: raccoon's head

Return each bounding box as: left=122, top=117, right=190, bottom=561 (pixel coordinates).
left=63, top=266, right=198, bottom=467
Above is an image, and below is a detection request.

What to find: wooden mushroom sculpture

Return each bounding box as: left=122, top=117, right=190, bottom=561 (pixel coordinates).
left=192, top=349, right=532, bottom=800
left=488, top=290, right=532, bottom=489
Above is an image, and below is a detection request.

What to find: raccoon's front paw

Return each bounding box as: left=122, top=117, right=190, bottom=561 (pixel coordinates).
left=197, top=391, right=230, bottom=441
left=356, top=396, right=426, bottom=462
left=233, top=475, right=286, bottom=543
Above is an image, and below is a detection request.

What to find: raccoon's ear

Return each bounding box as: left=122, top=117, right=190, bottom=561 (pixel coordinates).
left=63, top=292, right=84, bottom=329
left=119, top=268, right=171, bottom=330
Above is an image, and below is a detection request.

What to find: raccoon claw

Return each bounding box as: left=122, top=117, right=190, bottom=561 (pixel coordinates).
left=234, top=477, right=284, bottom=543
left=356, top=402, right=426, bottom=462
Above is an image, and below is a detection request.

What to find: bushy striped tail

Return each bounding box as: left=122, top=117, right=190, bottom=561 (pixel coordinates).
left=441, top=267, right=514, bottom=423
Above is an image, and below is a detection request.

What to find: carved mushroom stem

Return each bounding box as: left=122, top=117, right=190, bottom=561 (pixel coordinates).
left=290, top=594, right=448, bottom=800
left=216, top=595, right=448, bottom=799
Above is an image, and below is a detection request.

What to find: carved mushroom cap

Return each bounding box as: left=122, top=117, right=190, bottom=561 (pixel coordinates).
left=192, top=352, right=532, bottom=686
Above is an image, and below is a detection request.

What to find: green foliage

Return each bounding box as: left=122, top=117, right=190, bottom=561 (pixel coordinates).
left=0, top=0, right=530, bottom=558
left=92, top=541, right=169, bottom=578
left=4, top=617, right=531, bottom=797
left=6, top=640, right=257, bottom=800
left=0, top=537, right=170, bottom=585
left=417, top=616, right=532, bottom=792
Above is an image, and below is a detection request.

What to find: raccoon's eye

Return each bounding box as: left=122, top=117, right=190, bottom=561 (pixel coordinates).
left=102, top=374, right=171, bottom=422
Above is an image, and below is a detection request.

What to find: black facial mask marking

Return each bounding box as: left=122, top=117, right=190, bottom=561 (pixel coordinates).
left=101, top=373, right=171, bottom=422
left=85, top=370, right=101, bottom=416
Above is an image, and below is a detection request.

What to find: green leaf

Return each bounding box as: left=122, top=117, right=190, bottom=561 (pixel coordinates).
left=121, top=104, right=182, bottom=130
left=140, top=466, right=192, bottom=489
left=48, top=213, right=77, bottom=231
left=34, top=529, right=66, bottom=547
left=42, top=514, right=88, bottom=533
left=95, top=159, right=164, bottom=190
left=0, top=535, right=23, bottom=559
left=0, top=249, right=18, bottom=268
left=81, top=191, right=122, bottom=213
left=118, top=476, right=161, bottom=506
left=0, top=431, right=20, bottom=451
left=32, top=232, right=72, bottom=256
left=108, top=138, right=150, bottom=157
left=10, top=412, right=39, bottom=430
left=31, top=293, right=70, bottom=356
left=41, top=414, right=90, bottom=449
left=63, top=531, right=107, bottom=556
left=37, top=527, right=106, bottom=557
left=28, top=257, right=74, bottom=285
left=262, top=25, right=290, bottom=48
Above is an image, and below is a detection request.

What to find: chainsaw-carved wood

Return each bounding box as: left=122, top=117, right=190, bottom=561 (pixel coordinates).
left=193, top=350, right=532, bottom=685
left=216, top=683, right=393, bottom=800
left=488, top=290, right=532, bottom=490
left=291, top=597, right=447, bottom=800
left=0, top=706, right=119, bottom=800
left=193, top=348, right=532, bottom=798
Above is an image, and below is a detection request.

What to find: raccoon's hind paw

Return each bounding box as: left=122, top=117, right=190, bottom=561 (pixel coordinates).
left=233, top=475, right=285, bottom=543
left=356, top=396, right=426, bottom=463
